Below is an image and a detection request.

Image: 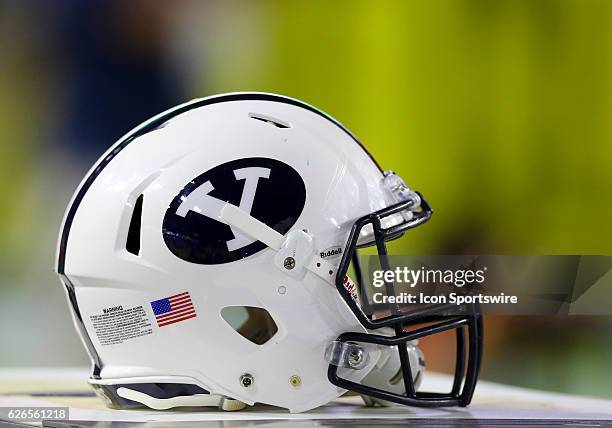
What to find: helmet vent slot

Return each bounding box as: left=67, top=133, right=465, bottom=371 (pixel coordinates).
left=220, top=306, right=278, bottom=345
left=126, top=195, right=144, bottom=255
left=248, top=113, right=291, bottom=129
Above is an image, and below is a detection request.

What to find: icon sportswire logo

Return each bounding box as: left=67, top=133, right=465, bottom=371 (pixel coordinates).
left=163, top=157, right=306, bottom=264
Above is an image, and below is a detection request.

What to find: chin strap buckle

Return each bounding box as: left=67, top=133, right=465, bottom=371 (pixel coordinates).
left=274, top=228, right=342, bottom=285
left=220, top=203, right=338, bottom=284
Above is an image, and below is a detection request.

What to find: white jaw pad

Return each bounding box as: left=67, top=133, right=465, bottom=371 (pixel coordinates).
left=116, top=387, right=246, bottom=411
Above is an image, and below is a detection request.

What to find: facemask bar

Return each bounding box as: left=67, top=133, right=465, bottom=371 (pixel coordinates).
left=336, top=194, right=435, bottom=329
left=329, top=194, right=484, bottom=407
left=328, top=313, right=483, bottom=407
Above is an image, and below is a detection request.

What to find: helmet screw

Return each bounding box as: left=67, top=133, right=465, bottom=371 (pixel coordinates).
left=283, top=257, right=296, bottom=270
left=348, top=347, right=364, bottom=368
left=240, top=373, right=254, bottom=388
left=289, top=375, right=301, bottom=388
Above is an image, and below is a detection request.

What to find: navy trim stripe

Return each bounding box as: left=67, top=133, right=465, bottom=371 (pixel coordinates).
left=57, top=92, right=381, bottom=273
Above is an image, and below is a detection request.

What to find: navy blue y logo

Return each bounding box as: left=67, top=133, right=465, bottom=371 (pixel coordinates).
left=163, top=158, right=306, bottom=264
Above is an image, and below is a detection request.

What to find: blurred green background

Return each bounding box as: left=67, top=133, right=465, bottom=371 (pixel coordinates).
left=0, top=0, right=610, bottom=399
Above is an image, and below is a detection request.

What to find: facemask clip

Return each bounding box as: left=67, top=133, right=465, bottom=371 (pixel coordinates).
left=325, top=341, right=371, bottom=370
left=383, top=171, right=422, bottom=213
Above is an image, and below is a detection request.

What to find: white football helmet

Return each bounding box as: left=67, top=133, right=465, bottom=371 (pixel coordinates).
left=56, top=93, right=482, bottom=412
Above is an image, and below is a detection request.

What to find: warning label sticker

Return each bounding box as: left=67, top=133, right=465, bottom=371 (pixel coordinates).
left=90, top=305, right=152, bottom=346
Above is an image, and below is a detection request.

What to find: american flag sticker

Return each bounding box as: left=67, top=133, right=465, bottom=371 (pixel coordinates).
left=150, top=292, right=196, bottom=327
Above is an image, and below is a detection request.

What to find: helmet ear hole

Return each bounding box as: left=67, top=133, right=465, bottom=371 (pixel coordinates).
left=220, top=306, right=278, bottom=345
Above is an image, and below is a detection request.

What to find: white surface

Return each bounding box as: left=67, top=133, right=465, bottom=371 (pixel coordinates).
left=1, top=368, right=612, bottom=422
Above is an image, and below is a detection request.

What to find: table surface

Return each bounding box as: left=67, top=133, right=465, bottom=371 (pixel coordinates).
left=1, top=367, right=611, bottom=426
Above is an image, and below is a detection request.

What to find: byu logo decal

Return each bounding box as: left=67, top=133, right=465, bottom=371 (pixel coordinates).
left=175, top=167, right=271, bottom=252
left=163, top=158, right=306, bottom=264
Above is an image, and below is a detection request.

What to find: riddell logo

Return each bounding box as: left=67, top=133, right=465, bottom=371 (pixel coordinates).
left=320, top=246, right=342, bottom=259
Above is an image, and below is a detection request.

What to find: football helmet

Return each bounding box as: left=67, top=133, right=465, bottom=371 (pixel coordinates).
left=56, top=93, right=483, bottom=412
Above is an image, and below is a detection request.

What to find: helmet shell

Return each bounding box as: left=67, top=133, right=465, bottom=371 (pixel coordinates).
left=57, top=93, right=396, bottom=412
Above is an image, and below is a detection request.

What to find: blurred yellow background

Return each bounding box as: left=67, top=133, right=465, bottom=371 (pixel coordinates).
left=0, top=0, right=610, bottom=399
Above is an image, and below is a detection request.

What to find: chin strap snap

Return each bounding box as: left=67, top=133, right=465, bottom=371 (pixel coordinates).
left=220, top=203, right=337, bottom=284
left=116, top=387, right=246, bottom=411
